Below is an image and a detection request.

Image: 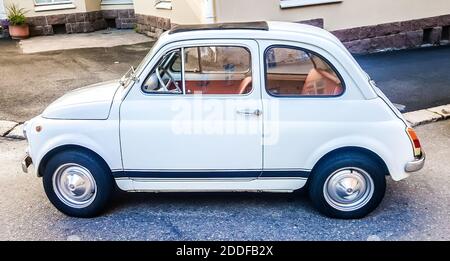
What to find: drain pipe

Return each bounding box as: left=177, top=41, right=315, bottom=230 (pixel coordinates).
left=203, top=0, right=216, bottom=24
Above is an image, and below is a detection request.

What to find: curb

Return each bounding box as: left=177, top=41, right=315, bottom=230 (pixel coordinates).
left=403, top=104, right=450, bottom=127
left=0, top=121, right=25, bottom=140
left=1, top=104, right=449, bottom=140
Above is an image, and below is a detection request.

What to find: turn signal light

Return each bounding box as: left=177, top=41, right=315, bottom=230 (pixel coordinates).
left=406, top=127, right=422, bottom=157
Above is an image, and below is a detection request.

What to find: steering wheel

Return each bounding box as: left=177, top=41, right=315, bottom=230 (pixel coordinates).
left=167, top=70, right=181, bottom=93
left=155, top=55, right=181, bottom=93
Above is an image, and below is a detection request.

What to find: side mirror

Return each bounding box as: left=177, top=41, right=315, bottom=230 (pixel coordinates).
left=144, top=72, right=159, bottom=91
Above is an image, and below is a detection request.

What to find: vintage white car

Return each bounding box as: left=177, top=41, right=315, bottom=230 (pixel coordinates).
left=22, top=21, right=425, bottom=219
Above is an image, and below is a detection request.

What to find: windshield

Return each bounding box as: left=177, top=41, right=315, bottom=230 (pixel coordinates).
left=135, top=43, right=158, bottom=74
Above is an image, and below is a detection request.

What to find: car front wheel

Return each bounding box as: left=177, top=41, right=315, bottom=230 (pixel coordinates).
left=308, top=152, right=386, bottom=219
left=42, top=150, right=113, bottom=218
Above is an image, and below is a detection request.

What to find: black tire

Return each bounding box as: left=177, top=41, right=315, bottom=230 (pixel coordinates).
left=42, top=150, right=114, bottom=218
left=308, top=152, right=386, bottom=219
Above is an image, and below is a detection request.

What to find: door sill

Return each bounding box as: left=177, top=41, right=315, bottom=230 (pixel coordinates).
left=115, top=177, right=307, bottom=193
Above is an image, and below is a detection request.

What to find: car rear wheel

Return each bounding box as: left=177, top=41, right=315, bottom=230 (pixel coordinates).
left=42, top=150, right=113, bottom=218
left=308, top=152, right=386, bottom=219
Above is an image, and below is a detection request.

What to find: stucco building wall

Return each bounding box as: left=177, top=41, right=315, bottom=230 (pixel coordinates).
left=1, top=0, right=136, bottom=36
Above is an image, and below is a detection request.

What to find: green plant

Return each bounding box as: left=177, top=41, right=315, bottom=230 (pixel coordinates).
left=7, top=4, right=28, bottom=26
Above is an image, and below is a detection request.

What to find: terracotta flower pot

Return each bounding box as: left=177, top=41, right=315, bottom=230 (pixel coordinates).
left=9, top=24, right=30, bottom=40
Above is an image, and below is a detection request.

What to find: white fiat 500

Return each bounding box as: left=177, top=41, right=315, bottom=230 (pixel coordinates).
left=22, top=22, right=425, bottom=219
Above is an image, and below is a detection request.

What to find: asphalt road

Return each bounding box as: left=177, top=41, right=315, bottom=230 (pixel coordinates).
left=0, top=39, right=151, bottom=122
left=356, top=45, right=450, bottom=112
left=0, top=120, right=449, bottom=241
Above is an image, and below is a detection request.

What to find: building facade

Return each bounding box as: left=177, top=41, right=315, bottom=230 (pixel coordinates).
left=1, top=0, right=136, bottom=36
left=134, top=0, right=450, bottom=54
left=1, top=0, right=450, bottom=54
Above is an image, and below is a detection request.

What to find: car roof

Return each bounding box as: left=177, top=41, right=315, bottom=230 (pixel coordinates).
left=169, top=21, right=269, bottom=34
left=161, top=21, right=342, bottom=48
left=168, top=21, right=331, bottom=37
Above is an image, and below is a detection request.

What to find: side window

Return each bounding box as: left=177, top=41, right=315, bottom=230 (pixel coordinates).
left=142, top=49, right=183, bottom=94
left=265, top=46, right=344, bottom=97
left=183, top=46, right=252, bottom=95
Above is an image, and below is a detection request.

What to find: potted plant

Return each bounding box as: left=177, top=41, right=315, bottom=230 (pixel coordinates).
left=7, top=4, right=29, bottom=39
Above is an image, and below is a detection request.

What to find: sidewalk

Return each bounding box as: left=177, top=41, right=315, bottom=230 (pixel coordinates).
left=19, top=29, right=152, bottom=54
left=403, top=104, right=450, bottom=126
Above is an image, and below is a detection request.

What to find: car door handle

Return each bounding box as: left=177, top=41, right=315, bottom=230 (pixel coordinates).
left=236, top=109, right=262, bottom=116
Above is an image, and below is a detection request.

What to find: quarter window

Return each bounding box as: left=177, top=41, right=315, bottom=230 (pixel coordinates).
left=265, top=46, right=344, bottom=97
left=142, top=49, right=183, bottom=94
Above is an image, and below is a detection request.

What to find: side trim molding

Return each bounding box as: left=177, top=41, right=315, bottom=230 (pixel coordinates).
left=112, top=170, right=310, bottom=179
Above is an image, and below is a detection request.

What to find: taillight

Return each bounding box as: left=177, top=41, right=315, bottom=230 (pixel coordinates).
left=406, top=127, right=422, bottom=157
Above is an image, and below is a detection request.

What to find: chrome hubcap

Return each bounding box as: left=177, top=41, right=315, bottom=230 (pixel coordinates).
left=323, top=167, right=374, bottom=212
left=52, top=163, right=97, bottom=208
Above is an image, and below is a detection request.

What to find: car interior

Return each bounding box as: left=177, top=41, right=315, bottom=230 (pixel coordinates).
left=143, top=46, right=252, bottom=95
left=142, top=46, right=343, bottom=97
left=266, top=48, right=343, bottom=96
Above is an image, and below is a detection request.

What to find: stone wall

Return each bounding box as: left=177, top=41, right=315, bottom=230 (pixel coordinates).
left=135, top=13, right=172, bottom=38
left=297, top=18, right=324, bottom=29
left=134, top=15, right=324, bottom=39
left=108, top=12, right=450, bottom=55
left=332, top=14, right=450, bottom=54
left=102, top=9, right=136, bottom=30
left=26, top=9, right=136, bottom=36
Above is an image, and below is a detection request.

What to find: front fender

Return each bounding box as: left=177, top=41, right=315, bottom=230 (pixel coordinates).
left=26, top=117, right=121, bottom=176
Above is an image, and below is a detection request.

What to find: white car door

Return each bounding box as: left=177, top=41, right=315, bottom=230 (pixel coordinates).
left=119, top=39, right=263, bottom=179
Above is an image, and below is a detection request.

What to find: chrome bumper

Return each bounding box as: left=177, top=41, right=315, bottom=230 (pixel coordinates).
left=21, top=154, right=32, bottom=173
left=405, top=152, right=426, bottom=173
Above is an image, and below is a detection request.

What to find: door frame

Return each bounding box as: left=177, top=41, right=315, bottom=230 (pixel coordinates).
left=119, top=38, right=264, bottom=176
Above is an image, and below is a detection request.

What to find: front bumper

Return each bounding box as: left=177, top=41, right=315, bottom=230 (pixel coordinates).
left=21, top=154, right=33, bottom=173
left=405, top=152, right=426, bottom=173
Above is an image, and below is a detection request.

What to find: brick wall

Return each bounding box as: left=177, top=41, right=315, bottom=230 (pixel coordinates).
left=135, top=13, right=450, bottom=54
left=135, top=13, right=172, bottom=38
left=297, top=18, right=324, bottom=29
left=26, top=9, right=136, bottom=36
left=102, top=9, right=136, bottom=30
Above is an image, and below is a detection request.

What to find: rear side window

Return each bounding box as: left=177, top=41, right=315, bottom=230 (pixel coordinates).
left=265, top=46, right=344, bottom=97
